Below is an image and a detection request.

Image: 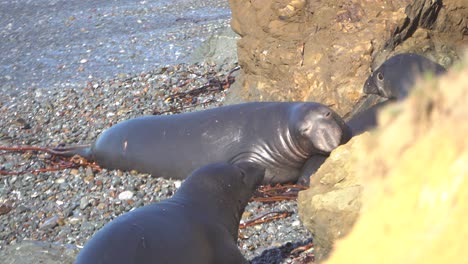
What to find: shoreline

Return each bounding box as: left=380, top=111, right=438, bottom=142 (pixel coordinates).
left=0, top=0, right=231, bottom=94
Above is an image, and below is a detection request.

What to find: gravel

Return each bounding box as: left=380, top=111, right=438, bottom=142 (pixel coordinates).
left=0, top=62, right=314, bottom=263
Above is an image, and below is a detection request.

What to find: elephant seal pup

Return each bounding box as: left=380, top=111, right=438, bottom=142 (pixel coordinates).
left=363, top=53, right=446, bottom=100
left=74, top=162, right=265, bottom=264
left=53, top=102, right=351, bottom=184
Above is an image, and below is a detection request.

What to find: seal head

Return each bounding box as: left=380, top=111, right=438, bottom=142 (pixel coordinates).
left=290, top=103, right=351, bottom=155
left=363, top=53, right=446, bottom=100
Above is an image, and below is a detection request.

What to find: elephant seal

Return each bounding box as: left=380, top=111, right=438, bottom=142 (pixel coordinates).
left=53, top=102, right=351, bottom=184
left=74, top=162, right=264, bottom=264
left=363, top=53, right=446, bottom=100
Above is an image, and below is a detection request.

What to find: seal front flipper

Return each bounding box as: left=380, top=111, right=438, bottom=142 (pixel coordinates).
left=49, top=144, right=94, bottom=160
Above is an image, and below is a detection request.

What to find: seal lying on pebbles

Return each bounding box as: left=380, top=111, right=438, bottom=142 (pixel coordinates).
left=53, top=102, right=351, bottom=184
left=74, top=162, right=265, bottom=264
left=363, top=53, right=446, bottom=100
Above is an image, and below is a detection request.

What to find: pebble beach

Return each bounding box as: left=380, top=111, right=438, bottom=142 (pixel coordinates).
left=0, top=62, right=314, bottom=263
left=1, top=0, right=315, bottom=263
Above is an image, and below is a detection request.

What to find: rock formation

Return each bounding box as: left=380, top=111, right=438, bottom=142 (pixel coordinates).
left=227, top=0, right=467, bottom=115
left=298, top=55, right=468, bottom=262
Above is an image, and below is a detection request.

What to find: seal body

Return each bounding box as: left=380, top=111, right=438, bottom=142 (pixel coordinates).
left=346, top=101, right=388, bottom=136
left=71, top=102, right=350, bottom=184
left=363, top=53, right=446, bottom=100
left=74, top=162, right=265, bottom=264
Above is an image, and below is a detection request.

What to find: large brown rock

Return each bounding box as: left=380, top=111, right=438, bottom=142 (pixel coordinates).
left=297, top=133, right=369, bottom=260
left=298, top=55, right=468, bottom=263
left=324, top=55, right=468, bottom=264
left=227, top=0, right=467, bottom=115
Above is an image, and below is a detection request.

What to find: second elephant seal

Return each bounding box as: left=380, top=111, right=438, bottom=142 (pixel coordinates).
left=363, top=53, right=446, bottom=100
left=54, top=102, right=351, bottom=184
left=74, top=162, right=265, bottom=264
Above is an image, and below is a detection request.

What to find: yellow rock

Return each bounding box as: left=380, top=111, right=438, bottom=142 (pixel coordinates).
left=324, top=56, right=468, bottom=263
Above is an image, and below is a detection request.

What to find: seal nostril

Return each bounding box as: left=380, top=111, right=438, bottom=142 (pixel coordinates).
left=325, top=111, right=331, bottom=118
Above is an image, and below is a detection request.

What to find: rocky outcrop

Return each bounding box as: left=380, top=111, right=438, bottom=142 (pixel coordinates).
left=189, top=27, right=240, bottom=66
left=227, top=0, right=467, bottom=115
left=297, top=133, right=369, bottom=260
left=298, top=55, right=468, bottom=263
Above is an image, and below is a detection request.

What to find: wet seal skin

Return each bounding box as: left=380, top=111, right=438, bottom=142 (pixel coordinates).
left=74, top=162, right=265, bottom=264
left=363, top=53, right=446, bottom=100
left=297, top=100, right=389, bottom=185
left=52, top=102, right=351, bottom=184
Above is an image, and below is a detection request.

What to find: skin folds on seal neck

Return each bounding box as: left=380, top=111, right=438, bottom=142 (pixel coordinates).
left=170, top=162, right=265, bottom=240
left=288, top=103, right=350, bottom=155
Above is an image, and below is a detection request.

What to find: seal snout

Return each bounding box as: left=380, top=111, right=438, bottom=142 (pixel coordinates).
left=309, top=110, right=347, bottom=154
left=313, top=125, right=341, bottom=153
left=363, top=73, right=379, bottom=95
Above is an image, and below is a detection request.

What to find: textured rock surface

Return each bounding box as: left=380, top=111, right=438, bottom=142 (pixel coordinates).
left=190, top=27, right=240, bottom=66
left=299, top=55, right=468, bottom=263
left=227, top=0, right=467, bottom=115
left=297, top=133, right=368, bottom=260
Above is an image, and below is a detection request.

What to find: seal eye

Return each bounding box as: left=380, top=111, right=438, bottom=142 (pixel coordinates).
left=324, top=111, right=331, bottom=118
left=377, top=72, right=384, bottom=81
left=299, top=126, right=311, bottom=135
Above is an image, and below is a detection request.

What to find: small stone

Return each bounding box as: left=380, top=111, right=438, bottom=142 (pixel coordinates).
left=85, top=167, right=94, bottom=177
left=80, top=197, right=90, bottom=210
left=68, top=217, right=82, bottom=225
left=242, top=211, right=253, bottom=219
left=174, top=180, right=182, bottom=188
left=40, top=215, right=60, bottom=229
left=118, top=190, right=134, bottom=200
left=55, top=177, right=66, bottom=184
left=83, top=175, right=94, bottom=183
left=9, top=176, right=17, bottom=184
left=16, top=205, right=31, bottom=214
left=57, top=217, right=66, bottom=226
left=96, top=203, right=106, bottom=210
left=267, top=226, right=276, bottom=233
left=0, top=203, right=13, bottom=215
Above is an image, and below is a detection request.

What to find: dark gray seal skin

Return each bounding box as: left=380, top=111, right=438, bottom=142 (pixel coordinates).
left=346, top=101, right=389, bottom=136
left=297, top=99, right=388, bottom=185
left=363, top=53, right=446, bottom=100
left=53, top=102, right=351, bottom=184
left=74, top=162, right=265, bottom=264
